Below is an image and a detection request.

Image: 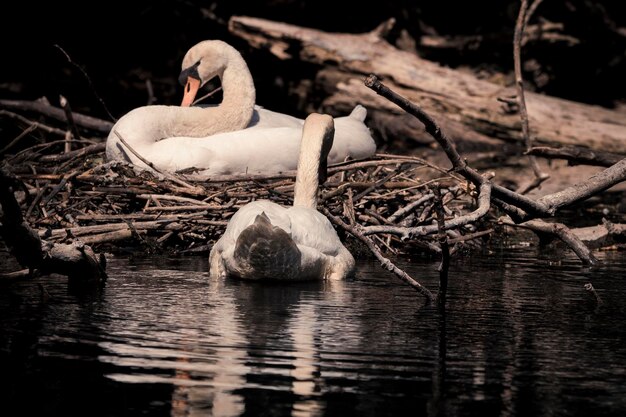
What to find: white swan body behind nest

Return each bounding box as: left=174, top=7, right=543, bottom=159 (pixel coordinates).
left=105, top=40, right=376, bottom=177
left=209, top=114, right=355, bottom=281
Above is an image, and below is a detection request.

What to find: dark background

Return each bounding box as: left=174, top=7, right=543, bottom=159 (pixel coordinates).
left=1, top=0, right=625, bottom=123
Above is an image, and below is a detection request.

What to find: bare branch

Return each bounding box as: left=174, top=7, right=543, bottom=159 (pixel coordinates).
left=362, top=181, right=492, bottom=240
left=513, top=0, right=549, bottom=188
left=322, top=208, right=435, bottom=302
left=499, top=217, right=598, bottom=265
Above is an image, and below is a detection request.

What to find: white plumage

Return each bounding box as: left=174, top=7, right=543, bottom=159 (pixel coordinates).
left=209, top=114, right=355, bottom=281
left=105, top=40, right=376, bottom=178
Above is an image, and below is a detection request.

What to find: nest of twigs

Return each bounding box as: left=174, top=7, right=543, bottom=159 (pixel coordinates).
left=3, top=135, right=490, bottom=258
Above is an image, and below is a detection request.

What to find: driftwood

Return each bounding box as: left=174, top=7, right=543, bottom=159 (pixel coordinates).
left=228, top=16, right=626, bottom=155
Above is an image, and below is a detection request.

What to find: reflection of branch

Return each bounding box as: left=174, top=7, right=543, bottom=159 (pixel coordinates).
left=322, top=208, right=435, bottom=302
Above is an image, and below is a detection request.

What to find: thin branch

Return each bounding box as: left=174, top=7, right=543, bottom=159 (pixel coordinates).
left=0, top=123, right=38, bottom=155
left=499, top=217, right=598, bottom=265
left=113, top=130, right=204, bottom=193
left=433, top=186, right=450, bottom=307
left=54, top=44, right=116, bottom=122
left=527, top=146, right=623, bottom=167
left=59, top=95, right=83, bottom=147
left=322, top=208, right=435, bottom=302
left=364, top=74, right=548, bottom=217
left=0, top=99, right=113, bottom=132
left=362, top=181, right=492, bottom=240
left=514, top=0, right=549, bottom=189
left=536, top=158, right=626, bottom=215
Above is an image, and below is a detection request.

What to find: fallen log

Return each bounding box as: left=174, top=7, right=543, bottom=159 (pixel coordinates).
left=229, top=16, right=626, bottom=154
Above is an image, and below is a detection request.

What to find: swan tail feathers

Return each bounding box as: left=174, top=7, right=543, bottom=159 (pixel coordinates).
left=349, top=104, right=367, bottom=122
left=233, top=212, right=301, bottom=279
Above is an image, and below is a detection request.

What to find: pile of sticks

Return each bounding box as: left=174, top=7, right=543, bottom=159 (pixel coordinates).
left=2, top=133, right=484, bottom=258
left=2, top=93, right=496, bottom=301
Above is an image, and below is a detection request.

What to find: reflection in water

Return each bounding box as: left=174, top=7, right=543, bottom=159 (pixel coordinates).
left=96, top=263, right=348, bottom=417
left=2, top=250, right=626, bottom=416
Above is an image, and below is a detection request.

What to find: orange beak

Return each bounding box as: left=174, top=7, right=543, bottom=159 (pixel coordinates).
left=181, top=77, right=201, bottom=107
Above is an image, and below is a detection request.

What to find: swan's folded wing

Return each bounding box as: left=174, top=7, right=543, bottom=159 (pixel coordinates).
left=287, top=207, right=345, bottom=256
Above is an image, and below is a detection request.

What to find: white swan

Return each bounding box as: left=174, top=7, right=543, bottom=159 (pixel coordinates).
left=209, top=113, right=355, bottom=281
left=105, top=40, right=376, bottom=177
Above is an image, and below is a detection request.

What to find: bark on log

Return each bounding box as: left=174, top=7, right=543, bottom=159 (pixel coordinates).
left=229, top=16, right=626, bottom=154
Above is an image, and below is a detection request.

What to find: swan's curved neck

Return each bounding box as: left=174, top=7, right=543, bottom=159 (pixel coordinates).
left=293, top=118, right=334, bottom=209
left=220, top=51, right=256, bottom=124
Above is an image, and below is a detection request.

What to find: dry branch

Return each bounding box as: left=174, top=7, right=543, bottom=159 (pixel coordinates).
left=527, top=146, right=624, bottom=167
left=1, top=166, right=106, bottom=281
left=229, top=16, right=626, bottom=154
left=0, top=98, right=114, bottom=133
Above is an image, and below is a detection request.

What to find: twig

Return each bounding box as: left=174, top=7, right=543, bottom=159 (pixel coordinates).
left=41, top=170, right=79, bottom=207
left=584, top=282, right=603, bottom=306
left=447, top=229, right=493, bottom=244
left=513, top=0, right=550, bottom=191
left=0, top=109, right=67, bottom=136
left=192, top=86, right=223, bottom=106
left=527, top=146, right=624, bottom=167
left=322, top=208, right=435, bottom=301
left=59, top=95, right=83, bottom=148
left=524, top=0, right=545, bottom=28
left=37, top=143, right=106, bottom=163
left=362, top=181, right=492, bottom=240
left=113, top=130, right=204, bottom=192
left=145, top=79, right=156, bottom=105
left=388, top=193, right=434, bottom=223
left=54, top=44, right=116, bottom=122
left=536, top=158, right=626, bottom=215
left=499, top=217, right=598, bottom=265
left=0, top=124, right=38, bottom=155
left=0, top=99, right=113, bottom=132
left=433, top=186, right=450, bottom=307
left=352, top=165, right=402, bottom=201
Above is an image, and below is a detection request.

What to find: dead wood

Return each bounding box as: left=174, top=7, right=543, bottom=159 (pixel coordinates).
left=228, top=16, right=626, bottom=154
left=499, top=217, right=598, bottom=265
left=0, top=98, right=114, bottom=133
left=0, top=166, right=106, bottom=281
left=527, top=146, right=624, bottom=167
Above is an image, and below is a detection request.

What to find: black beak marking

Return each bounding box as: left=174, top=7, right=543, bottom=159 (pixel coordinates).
left=178, top=61, right=201, bottom=86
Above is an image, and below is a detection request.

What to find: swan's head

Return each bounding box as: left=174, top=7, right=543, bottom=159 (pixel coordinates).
left=178, top=40, right=237, bottom=106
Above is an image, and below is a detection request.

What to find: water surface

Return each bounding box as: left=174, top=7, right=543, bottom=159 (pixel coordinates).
left=1, top=249, right=625, bottom=417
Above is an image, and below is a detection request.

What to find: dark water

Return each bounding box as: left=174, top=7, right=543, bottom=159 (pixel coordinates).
left=1, top=249, right=626, bottom=417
